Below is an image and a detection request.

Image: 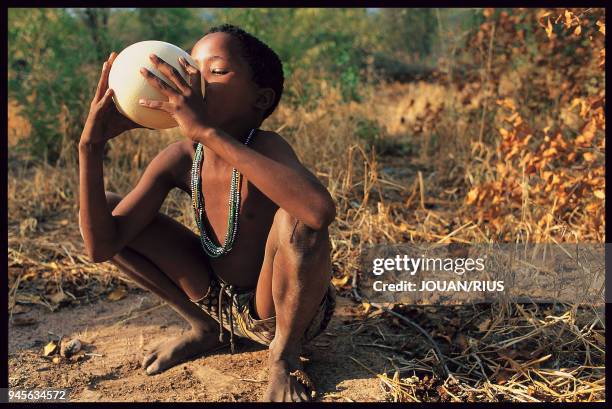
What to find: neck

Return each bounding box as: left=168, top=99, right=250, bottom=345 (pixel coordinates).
left=203, top=126, right=257, bottom=167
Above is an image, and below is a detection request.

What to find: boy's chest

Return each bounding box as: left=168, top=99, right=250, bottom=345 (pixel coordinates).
left=184, top=163, right=277, bottom=238
left=177, top=140, right=278, bottom=240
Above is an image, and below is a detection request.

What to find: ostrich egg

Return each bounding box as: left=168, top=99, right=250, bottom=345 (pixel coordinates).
left=108, top=40, right=202, bottom=129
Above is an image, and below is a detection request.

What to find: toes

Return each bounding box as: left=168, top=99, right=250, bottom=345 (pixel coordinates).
left=298, top=387, right=310, bottom=402
left=142, top=352, right=157, bottom=370
left=145, top=359, right=162, bottom=376
left=292, top=382, right=310, bottom=402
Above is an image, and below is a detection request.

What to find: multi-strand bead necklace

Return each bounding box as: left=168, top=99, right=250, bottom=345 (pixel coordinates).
left=190, top=128, right=256, bottom=257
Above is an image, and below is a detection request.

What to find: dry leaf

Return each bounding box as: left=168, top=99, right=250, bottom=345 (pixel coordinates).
left=545, top=17, right=553, bottom=39
left=564, top=10, right=573, bottom=29
left=43, top=341, right=58, bottom=356
left=538, top=11, right=552, bottom=22
left=466, top=188, right=479, bottom=205
left=52, top=356, right=61, bottom=364
left=477, top=318, right=492, bottom=332
left=107, top=288, right=127, bottom=301
left=574, top=25, right=581, bottom=36
left=597, top=20, right=605, bottom=35
left=594, top=190, right=605, bottom=200
left=362, top=302, right=372, bottom=314
left=331, top=275, right=350, bottom=287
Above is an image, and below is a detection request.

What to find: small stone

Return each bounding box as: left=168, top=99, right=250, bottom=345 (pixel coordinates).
left=60, top=338, right=82, bottom=358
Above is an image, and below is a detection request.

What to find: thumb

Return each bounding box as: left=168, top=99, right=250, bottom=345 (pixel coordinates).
left=99, top=88, right=115, bottom=110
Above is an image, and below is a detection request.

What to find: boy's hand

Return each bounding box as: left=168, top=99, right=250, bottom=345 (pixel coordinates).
left=81, top=52, right=148, bottom=147
left=138, top=54, right=208, bottom=142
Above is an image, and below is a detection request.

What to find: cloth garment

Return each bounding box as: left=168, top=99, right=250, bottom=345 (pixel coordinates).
left=191, top=276, right=336, bottom=353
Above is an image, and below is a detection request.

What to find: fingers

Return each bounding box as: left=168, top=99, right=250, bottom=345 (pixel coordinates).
left=140, top=66, right=180, bottom=98
left=178, top=56, right=203, bottom=97
left=138, top=97, right=173, bottom=113
left=149, top=54, right=192, bottom=95
left=94, top=53, right=114, bottom=103
left=102, top=87, right=114, bottom=102
left=97, top=88, right=115, bottom=112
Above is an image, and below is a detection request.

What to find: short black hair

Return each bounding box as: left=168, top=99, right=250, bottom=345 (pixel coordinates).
left=204, top=24, right=284, bottom=120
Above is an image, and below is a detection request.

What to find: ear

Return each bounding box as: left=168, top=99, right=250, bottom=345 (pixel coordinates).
left=254, top=87, right=275, bottom=112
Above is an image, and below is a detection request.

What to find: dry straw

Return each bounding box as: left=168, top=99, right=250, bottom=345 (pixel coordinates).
left=8, top=60, right=605, bottom=401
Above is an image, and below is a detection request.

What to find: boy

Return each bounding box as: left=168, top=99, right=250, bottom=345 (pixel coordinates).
left=78, top=24, right=336, bottom=402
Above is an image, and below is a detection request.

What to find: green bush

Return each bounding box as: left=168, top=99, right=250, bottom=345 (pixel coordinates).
left=8, top=7, right=451, bottom=164
left=8, top=9, right=100, bottom=164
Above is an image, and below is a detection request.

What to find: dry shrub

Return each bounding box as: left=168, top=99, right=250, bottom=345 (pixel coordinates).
left=455, top=8, right=605, bottom=242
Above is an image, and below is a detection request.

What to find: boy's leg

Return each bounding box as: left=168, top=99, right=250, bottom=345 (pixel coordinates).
left=254, top=208, right=333, bottom=402
left=80, top=191, right=223, bottom=375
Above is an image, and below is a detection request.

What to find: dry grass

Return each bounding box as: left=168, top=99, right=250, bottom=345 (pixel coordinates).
left=346, top=301, right=604, bottom=402
left=7, top=72, right=605, bottom=401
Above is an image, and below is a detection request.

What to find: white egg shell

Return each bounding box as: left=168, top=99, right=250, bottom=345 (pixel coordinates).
left=108, top=40, right=201, bottom=129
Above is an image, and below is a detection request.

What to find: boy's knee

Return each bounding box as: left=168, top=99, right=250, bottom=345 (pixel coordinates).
left=274, top=208, right=328, bottom=256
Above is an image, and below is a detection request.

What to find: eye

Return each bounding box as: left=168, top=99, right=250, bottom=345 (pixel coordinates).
left=211, top=68, right=228, bottom=75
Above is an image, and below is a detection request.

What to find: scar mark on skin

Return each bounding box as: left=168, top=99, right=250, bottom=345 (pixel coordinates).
left=289, top=219, right=299, bottom=244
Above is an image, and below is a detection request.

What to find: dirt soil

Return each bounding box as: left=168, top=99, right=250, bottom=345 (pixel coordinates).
left=9, top=290, right=390, bottom=402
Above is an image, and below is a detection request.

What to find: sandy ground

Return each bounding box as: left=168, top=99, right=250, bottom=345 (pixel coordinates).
left=9, top=290, right=389, bottom=402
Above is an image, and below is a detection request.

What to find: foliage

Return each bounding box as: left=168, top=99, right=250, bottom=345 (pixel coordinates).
left=212, top=8, right=373, bottom=103
left=8, top=7, right=445, bottom=164
left=8, top=9, right=99, bottom=164
left=8, top=7, right=605, bottom=244
left=371, top=8, right=437, bottom=60
left=460, top=8, right=605, bottom=240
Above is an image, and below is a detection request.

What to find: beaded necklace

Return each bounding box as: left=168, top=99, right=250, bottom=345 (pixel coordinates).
left=190, top=128, right=256, bottom=257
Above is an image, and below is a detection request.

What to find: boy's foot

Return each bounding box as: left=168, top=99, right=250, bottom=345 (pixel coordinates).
left=263, top=350, right=312, bottom=402
left=142, top=329, right=223, bottom=375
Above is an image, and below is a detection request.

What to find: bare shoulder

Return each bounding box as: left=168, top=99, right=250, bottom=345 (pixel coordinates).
left=253, top=130, right=324, bottom=185
left=147, top=139, right=193, bottom=191
left=253, top=130, right=301, bottom=162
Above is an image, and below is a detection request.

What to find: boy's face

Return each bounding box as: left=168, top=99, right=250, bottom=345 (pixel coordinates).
left=190, top=32, right=261, bottom=129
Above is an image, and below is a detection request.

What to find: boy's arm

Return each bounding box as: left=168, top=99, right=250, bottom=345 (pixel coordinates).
left=78, top=141, right=181, bottom=262
left=199, top=129, right=336, bottom=231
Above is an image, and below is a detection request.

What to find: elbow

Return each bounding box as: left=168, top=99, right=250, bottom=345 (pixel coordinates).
left=79, top=210, right=116, bottom=263
left=310, top=196, right=336, bottom=231
left=322, top=200, right=337, bottom=228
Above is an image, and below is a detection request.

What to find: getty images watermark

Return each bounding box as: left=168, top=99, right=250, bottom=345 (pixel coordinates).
left=359, top=243, right=604, bottom=305
left=371, top=253, right=504, bottom=293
